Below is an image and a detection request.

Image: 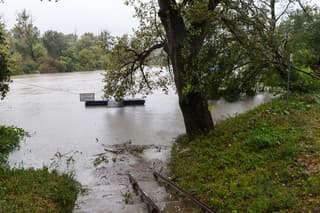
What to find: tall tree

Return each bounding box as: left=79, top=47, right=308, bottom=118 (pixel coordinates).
left=98, top=30, right=113, bottom=51
left=104, top=0, right=316, bottom=136
left=105, top=0, right=224, bottom=136
left=287, top=7, right=320, bottom=72
left=156, top=0, right=220, bottom=135
left=42, top=30, right=69, bottom=59
left=11, top=10, right=40, bottom=61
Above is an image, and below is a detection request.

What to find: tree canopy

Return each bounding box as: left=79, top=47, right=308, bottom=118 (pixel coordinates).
left=102, top=0, right=319, bottom=135
left=11, top=10, right=41, bottom=62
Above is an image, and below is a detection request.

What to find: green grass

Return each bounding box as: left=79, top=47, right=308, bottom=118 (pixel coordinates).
left=170, top=93, right=320, bottom=212
left=0, top=126, right=82, bottom=212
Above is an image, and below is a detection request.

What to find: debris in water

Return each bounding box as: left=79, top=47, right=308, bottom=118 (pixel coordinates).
left=104, top=148, right=120, bottom=154
left=121, top=190, right=134, bottom=204
left=93, top=155, right=109, bottom=167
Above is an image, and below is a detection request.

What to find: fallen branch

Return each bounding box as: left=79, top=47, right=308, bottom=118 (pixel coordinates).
left=104, top=148, right=120, bottom=154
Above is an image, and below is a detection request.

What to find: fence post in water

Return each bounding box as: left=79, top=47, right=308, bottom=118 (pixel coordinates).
left=286, top=53, right=293, bottom=108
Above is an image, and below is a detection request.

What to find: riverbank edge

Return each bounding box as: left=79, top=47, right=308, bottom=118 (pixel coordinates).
left=0, top=126, right=82, bottom=212
left=169, top=93, right=320, bottom=212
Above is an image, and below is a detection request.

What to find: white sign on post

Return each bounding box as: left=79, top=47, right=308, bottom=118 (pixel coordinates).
left=80, top=93, right=95, bottom=102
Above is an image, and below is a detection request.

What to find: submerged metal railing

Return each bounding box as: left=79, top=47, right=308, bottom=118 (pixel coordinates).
left=128, top=174, right=160, bottom=213
left=153, top=172, right=214, bottom=213
left=128, top=172, right=214, bottom=213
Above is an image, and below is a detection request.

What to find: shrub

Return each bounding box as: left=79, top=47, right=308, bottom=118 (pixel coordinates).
left=22, top=60, right=39, bottom=74
left=38, top=58, right=67, bottom=73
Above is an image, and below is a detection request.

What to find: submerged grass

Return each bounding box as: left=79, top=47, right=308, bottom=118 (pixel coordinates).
left=0, top=126, right=82, bottom=212
left=170, top=93, right=320, bottom=212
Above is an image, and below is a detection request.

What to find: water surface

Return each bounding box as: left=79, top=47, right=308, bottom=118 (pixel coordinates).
left=0, top=71, right=273, bottom=212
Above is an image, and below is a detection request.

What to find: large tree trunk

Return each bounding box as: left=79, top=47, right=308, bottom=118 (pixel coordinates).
left=158, top=0, right=214, bottom=136
left=179, top=91, right=213, bottom=135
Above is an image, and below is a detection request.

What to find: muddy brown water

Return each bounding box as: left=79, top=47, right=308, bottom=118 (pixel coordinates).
left=0, top=71, right=273, bottom=212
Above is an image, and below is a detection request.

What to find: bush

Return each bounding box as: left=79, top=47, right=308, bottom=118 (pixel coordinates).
left=38, top=58, right=67, bottom=73
left=0, top=168, right=82, bottom=212
left=271, top=67, right=320, bottom=94
left=22, top=60, right=39, bottom=74
left=0, top=126, right=82, bottom=212
left=9, top=52, right=24, bottom=75
left=0, top=126, right=25, bottom=166
left=0, top=126, right=25, bottom=155
left=289, top=74, right=320, bottom=93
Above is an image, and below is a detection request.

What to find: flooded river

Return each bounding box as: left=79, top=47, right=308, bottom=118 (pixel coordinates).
left=0, top=71, right=273, bottom=212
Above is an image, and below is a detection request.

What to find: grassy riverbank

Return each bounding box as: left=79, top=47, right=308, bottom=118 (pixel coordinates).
left=170, top=93, right=320, bottom=212
left=0, top=126, right=81, bottom=212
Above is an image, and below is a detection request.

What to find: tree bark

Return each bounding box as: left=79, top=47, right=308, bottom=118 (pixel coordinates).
left=179, top=91, right=214, bottom=136
left=158, top=0, right=214, bottom=136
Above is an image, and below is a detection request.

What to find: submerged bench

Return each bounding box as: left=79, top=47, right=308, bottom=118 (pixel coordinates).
left=122, top=99, right=145, bottom=106
left=85, top=99, right=145, bottom=107
left=85, top=100, right=109, bottom=106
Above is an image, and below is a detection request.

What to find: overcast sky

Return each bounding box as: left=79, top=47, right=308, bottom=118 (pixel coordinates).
left=0, top=0, right=319, bottom=37
left=0, top=0, right=138, bottom=36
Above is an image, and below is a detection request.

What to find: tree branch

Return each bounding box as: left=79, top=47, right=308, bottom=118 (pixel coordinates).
left=292, top=66, right=320, bottom=80
left=276, top=1, right=292, bottom=22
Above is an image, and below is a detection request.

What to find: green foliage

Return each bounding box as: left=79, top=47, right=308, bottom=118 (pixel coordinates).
left=0, top=126, right=25, bottom=154
left=103, top=33, right=170, bottom=100
left=103, top=0, right=173, bottom=100
left=5, top=10, right=111, bottom=74
left=289, top=73, right=320, bottom=93
left=39, top=57, right=67, bottom=73
left=268, top=68, right=320, bottom=94
left=0, top=126, right=25, bottom=166
left=118, top=0, right=320, bottom=103
left=9, top=52, right=24, bottom=75
left=11, top=10, right=41, bottom=62
left=0, top=22, right=10, bottom=99
left=21, top=59, right=39, bottom=74
left=170, top=93, right=320, bottom=211
left=304, top=175, right=320, bottom=196
left=0, top=168, right=82, bottom=212
left=286, top=7, right=320, bottom=68
left=246, top=123, right=286, bottom=151
left=42, top=30, right=69, bottom=58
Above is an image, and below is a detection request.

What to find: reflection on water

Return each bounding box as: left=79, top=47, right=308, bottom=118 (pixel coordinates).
left=0, top=71, right=272, bottom=212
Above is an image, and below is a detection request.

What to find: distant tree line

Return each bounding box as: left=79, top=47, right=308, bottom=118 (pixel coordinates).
left=5, top=9, right=113, bottom=75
